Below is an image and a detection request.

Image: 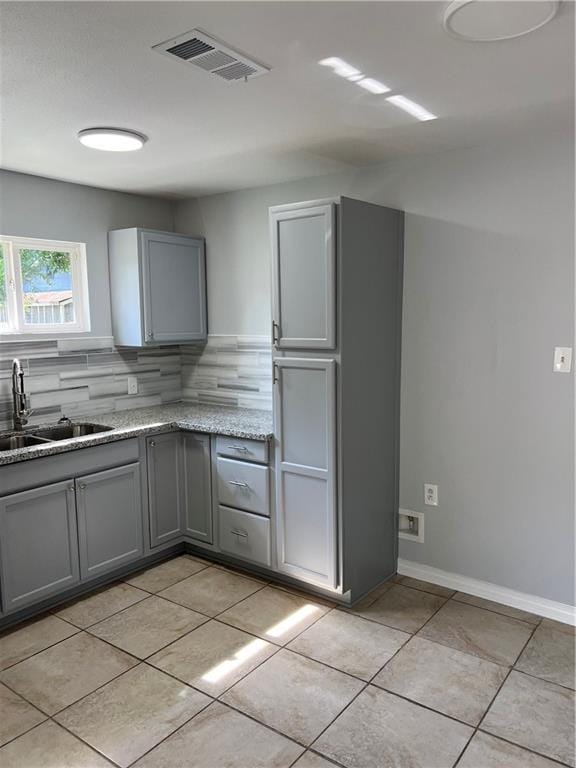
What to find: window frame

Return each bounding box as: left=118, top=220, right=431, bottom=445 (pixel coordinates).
left=0, top=235, right=90, bottom=335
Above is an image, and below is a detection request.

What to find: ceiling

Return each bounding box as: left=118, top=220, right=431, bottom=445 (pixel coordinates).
left=0, top=1, right=573, bottom=198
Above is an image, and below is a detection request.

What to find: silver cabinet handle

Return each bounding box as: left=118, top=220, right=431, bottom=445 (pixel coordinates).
left=229, top=480, right=250, bottom=488
left=146, top=330, right=154, bottom=340
left=230, top=529, right=248, bottom=538
left=227, top=445, right=248, bottom=452
left=67, top=485, right=75, bottom=492
left=79, top=483, right=87, bottom=490
left=149, top=440, right=156, bottom=447
left=272, top=320, right=280, bottom=347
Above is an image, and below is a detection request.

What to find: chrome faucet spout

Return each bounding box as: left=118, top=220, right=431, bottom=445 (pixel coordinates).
left=12, top=358, right=31, bottom=431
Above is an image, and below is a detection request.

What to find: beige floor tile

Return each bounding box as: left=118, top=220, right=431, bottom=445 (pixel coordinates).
left=347, top=580, right=394, bottom=611
left=373, top=636, right=508, bottom=725
left=419, top=600, right=534, bottom=666
left=0, top=632, right=137, bottom=715
left=458, top=732, right=564, bottom=768
left=314, top=685, right=472, bottom=768
left=221, top=649, right=364, bottom=745
left=55, top=664, right=210, bottom=767
left=348, top=584, right=446, bottom=633
left=395, top=576, right=455, bottom=598
left=541, top=617, right=575, bottom=635
left=159, top=567, right=264, bottom=616
left=288, top=610, right=409, bottom=680
left=218, top=586, right=330, bottom=645
left=482, top=670, right=575, bottom=766
left=125, top=555, right=209, bottom=593
left=515, top=621, right=575, bottom=689
left=88, top=596, right=208, bottom=658
left=293, top=753, right=337, bottom=768
left=149, top=618, right=277, bottom=696
left=0, top=720, right=115, bottom=767
left=132, top=701, right=304, bottom=767
left=55, top=583, right=148, bottom=628
left=0, top=614, right=78, bottom=671
left=453, top=592, right=540, bottom=625
left=0, top=682, right=46, bottom=747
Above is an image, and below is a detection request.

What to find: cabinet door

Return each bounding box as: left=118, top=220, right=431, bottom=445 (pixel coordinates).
left=147, top=433, right=183, bottom=548
left=274, top=358, right=337, bottom=588
left=182, top=433, right=213, bottom=543
left=141, top=231, right=207, bottom=344
left=76, top=464, right=143, bottom=579
left=271, top=203, right=335, bottom=350
left=0, top=481, right=80, bottom=612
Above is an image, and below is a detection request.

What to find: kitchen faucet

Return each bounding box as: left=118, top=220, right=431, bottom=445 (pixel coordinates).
left=12, top=358, right=31, bottom=430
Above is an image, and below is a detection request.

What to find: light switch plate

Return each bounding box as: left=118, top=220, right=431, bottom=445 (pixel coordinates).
left=553, top=347, right=572, bottom=373
left=127, top=376, right=138, bottom=394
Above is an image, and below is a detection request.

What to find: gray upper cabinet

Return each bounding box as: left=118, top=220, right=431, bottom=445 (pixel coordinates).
left=274, top=357, right=337, bottom=589
left=147, top=433, right=183, bottom=547
left=0, top=480, right=80, bottom=612
left=270, top=202, right=335, bottom=350
left=182, top=433, right=213, bottom=543
left=108, top=228, right=207, bottom=346
left=76, top=463, right=143, bottom=579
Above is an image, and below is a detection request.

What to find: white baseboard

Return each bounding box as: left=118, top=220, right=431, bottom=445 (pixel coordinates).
left=397, top=558, right=576, bottom=626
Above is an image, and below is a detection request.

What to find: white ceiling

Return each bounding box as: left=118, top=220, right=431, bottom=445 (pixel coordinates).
left=1, top=1, right=573, bottom=198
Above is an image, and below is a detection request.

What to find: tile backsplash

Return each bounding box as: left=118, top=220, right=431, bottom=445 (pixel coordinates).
left=181, top=335, right=272, bottom=411
left=0, top=334, right=272, bottom=431
left=0, top=338, right=182, bottom=431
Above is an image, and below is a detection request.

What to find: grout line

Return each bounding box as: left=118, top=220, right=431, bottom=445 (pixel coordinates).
left=448, top=593, right=542, bottom=628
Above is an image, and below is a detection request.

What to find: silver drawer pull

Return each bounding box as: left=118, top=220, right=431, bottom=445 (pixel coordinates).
left=230, top=529, right=248, bottom=538
left=227, top=445, right=248, bottom=452
left=229, top=480, right=250, bottom=488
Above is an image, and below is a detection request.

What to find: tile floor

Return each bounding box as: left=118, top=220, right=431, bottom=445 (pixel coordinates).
left=0, top=555, right=573, bottom=768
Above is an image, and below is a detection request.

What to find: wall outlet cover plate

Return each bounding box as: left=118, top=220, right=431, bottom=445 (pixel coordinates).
left=553, top=347, right=572, bottom=373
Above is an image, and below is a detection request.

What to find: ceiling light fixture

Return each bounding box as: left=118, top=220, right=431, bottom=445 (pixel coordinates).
left=78, top=128, right=147, bottom=152
left=319, top=57, right=362, bottom=79
left=386, top=95, right=437, bottom=121
left=357, top=77, right=391, bottom=95
left=443, top=0, right=560, bottom=42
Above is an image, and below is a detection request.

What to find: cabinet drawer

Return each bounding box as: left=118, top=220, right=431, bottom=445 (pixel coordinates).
left=217, top=457, right=269, bottom=517
left=219, top=506, right=271, bottom=567
left=215, top=436, right=268, bottom=465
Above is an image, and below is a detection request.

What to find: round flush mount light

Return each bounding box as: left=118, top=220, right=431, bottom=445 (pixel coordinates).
left=78, top=127, right=147, bottom=152
left=443, top=0, right=560, bottom=42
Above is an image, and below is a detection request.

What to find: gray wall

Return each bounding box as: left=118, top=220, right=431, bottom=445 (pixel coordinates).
left=0, top=170, right=174, bottom=338
left=175, top=128, right=574, bottom=605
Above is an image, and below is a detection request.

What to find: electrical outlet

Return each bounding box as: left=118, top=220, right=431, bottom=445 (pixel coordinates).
left=127, top=376, right=138, bottom=395
left=553, top=347, right=572, bottom=373
left=424, top=483, right=438, bottom=506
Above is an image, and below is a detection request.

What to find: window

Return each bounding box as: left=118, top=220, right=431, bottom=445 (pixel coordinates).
left=0, top=236, right=90, bottom=334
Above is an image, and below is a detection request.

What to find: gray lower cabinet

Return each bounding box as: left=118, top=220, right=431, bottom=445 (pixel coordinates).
left=182, top=433, right=212, bottom=543
left=0, top=480, right=80, bottom=612
left=76, top=463, right=143, bottom=579
left=147, top=432, right=212, bottom=547
left=274, top=357, right=337, bottom=589
left=147, top=433, right=184, bottom=546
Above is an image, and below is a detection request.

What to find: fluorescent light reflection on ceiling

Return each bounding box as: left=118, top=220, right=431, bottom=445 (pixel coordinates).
left=265, top=604, right=320, bottom=638
left=386, top=95, right=437, bottom=121
left=357, top=78, right=390, bottom=95
left=201, top=638, right=269, bottom=684
left=319, top=57, right=361, bottom=79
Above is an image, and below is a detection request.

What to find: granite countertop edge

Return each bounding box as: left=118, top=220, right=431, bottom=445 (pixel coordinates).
left=0, top=403, right=274, bottom=467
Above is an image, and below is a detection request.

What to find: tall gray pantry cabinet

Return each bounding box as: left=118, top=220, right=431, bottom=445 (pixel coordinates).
left=270, top=197, right=404, bottom=600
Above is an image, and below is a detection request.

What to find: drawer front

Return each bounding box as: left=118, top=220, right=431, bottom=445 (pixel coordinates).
left=215, top=436, right=268, bottom=465
left=219, top=505, right=271, bottom=567
left=217, top=457, right=269, bottom=517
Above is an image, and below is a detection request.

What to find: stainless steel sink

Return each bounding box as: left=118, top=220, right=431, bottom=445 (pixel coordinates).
left=0, top=434, right=51, bottom=451
left=31, top=423, right=114, bottom=441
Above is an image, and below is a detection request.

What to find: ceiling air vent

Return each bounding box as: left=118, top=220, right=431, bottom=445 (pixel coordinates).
left=152, top=29, right=270, bottom=82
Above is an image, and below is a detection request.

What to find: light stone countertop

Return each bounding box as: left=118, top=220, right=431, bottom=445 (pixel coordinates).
left=0, top=403, right=274, bottom=467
